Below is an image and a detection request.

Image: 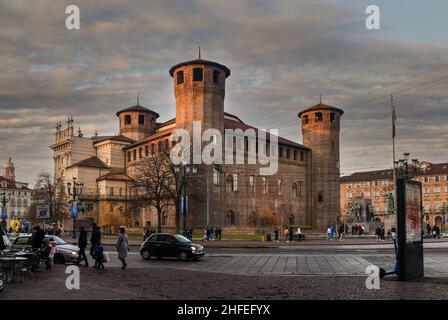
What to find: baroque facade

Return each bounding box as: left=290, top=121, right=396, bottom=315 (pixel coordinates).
left=340, top=161, right=448, bottom=229
left=51, top=57, right=343, bottom=232
left=0, top=158, right=32, bottom=224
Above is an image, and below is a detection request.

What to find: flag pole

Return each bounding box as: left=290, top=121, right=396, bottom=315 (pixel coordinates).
left=391, top=94, right=397, bottom=215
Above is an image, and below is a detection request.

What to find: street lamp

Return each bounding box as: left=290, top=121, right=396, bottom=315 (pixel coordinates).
left=395, top=153, right=419, bottom=180
left=67, top=177, right=84, bottom=239
left=0, top=193, right=9, bottom=231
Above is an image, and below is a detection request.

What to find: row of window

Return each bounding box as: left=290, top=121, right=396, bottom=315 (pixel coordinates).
left=302, top=112, right=336, bottom=125
left=346, top=180, right=390, bottom=188
left=176, top=68, right=221, bottom=85
left=419, top=175, right=448, bottom=183
left=127, top=140, right=171, bottom=162
left=123, top=114, right=153, bottom=126
left=424, top=186, right=448, bottom=194
left=0, top=190, right=30, bottom=196
left=217, top=171, right=303, bottom=197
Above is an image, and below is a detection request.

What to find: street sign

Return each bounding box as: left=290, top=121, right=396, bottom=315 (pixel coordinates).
left=71, top=204, right=78, bottom=218
left=36, top=205, right=50, bottom=219
left=0, top=207, right=7, bottom=220
left=180, top=196, right=188, bottom=215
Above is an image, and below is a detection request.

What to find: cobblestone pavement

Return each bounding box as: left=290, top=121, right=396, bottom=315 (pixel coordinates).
left=2, top=265, right=448, bottom=300
left=96, top=252, right=448, bottom=276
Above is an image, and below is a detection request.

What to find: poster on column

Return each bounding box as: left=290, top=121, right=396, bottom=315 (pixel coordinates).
left=405, top=182, right=422, bottom=243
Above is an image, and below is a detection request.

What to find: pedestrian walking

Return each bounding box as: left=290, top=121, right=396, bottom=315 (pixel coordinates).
left=274, top=227, right=279, bottom=242
left=78, top=226, right=89, bottom=267
left=93, top=243, right=105, bottom=270
left=31, top=226, right=45, bottom=250
left=375, top=226, right=381, bottom=241
left=338, top=224, right=344, bottom=241
left=90, top=223, right=101, bottom=259
left=288, top=226, right=294, bottom=242
left=116, top=227, right=129, bottom=270
left=326, top=225, right=331, bottom=240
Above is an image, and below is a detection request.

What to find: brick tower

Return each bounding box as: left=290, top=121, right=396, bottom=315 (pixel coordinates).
left=169, top=55, right=231, bottom=227
left=169, top=56, right=231, bottom=136
left=299, top=103, right=344, bottom=231
left=116, top=104, right=159, bottom=141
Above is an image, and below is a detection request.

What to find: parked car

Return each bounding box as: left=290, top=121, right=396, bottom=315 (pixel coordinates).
left=140, top=233, right=204, bottom=261
left=10, top=235, right=80, bottom=264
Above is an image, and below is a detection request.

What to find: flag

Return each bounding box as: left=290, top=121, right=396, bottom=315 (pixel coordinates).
left=392, top=103, right=397, bottom=138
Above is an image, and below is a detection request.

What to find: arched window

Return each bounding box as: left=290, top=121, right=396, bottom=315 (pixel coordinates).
left=193, top=68, right=203, bottom=81
left=315, top=112, right=323, bottom=122
left=330, top=112, right=336, bottom=122
left=227, top=211, right=235, bottom=226
left=124, top=115, right=131, bottom=125
left=303, top=115, right=309, bottom=125
left=292, top=183, right=298, bottom=198
left=213, top=70, right=220, bottom=83
left=226, top=175, right=233, bottom=193
left=176, top=70, right=184, bottom=84
left=289, top=214, right=295, bottom=226
left=138, top=114, right=145, bottom=125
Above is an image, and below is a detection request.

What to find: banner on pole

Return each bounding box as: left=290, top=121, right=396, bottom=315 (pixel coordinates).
left=36, top=205, right=50, bottom=219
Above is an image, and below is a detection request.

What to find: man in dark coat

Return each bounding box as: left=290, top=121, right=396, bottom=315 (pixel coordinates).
left=78, top=226, right=88, bottom=266
left=90, top=223, right=101, bottom=258
left=31, top=226, right=45, bottom=249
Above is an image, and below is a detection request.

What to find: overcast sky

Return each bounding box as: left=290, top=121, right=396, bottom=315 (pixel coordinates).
left=1, top=0, right=447, bottom=184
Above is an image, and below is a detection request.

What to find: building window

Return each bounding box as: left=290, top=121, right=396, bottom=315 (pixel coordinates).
left=213, top=168, right=220, bottom=186
left=233, top=173, right=238, bottom=192
left=127, top=151, right=131, bottom=162
left=249, top=176, right=255, bottom=193
left=124, top=115, right=131, bottom=125
left=133, top=149, right=137, bottom=161
left=330, top=112, right=335, bottom=122
left=424, top=177, right=429, bottom=183
left=298, top=181, right=303, bottom=197
left=435, top=176, right=440, bottom=182
left=303, top=115, right=309, bottom=125
left=286, top=149, right=290, bottom=159
left=139, top=148, right=143, bottom=159
left=138, top=114, right=145, bottom=125
left=293, top=150, right=298, bottom=161
left=162, top=213, right=168, bottom=226
left=151, top=143, right=156, bottom=154
left=213, top=70, right=220, bottom=83
left=279, top=147, right=283, bottom=158
left=226, top=175, right=233, bottom=193
left=315, top=112, right=323, bottom=122
left=300, top=152, right=304, bottom=161
left=292, top=183, right=298, bottom=198
left=145, top=145, right=149, bottom=157
left=262, top=177, right=268, bottom=194
left=227, top=211, right=235, bottom=226
left=435, top=187, right=441, bottom=194
left=278, top=179, right=283, bottom=196
left=176, top=70, right=184, bottom=84
left=193, top=68, right=203, bottom=81
left=317, top=192, right=323, bottom=203
left=110, top=187, right=114, bottom=196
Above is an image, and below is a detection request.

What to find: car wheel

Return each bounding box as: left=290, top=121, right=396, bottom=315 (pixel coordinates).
left=53, top=254, right=65, bottom=265
left=141, top=249, right=151, bottom=260
left=179, top=251, right=189, bottom=261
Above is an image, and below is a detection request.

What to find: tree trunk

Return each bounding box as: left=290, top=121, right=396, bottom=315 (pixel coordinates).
left=175, top=204, right=180, bottom=234
left=157, top=207, right=162, bottom=233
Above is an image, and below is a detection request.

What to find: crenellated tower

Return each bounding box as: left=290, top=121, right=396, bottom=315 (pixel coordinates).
left=299, top=103, right=344, bottom=231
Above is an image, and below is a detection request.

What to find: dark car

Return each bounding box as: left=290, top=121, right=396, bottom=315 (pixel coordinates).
left=140, top=233, right=204, bottom=261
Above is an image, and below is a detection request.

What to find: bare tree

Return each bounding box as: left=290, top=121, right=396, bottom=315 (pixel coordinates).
left=131, top=152, right=174, bottom=233
left=28, top=173, right=67, bottom=227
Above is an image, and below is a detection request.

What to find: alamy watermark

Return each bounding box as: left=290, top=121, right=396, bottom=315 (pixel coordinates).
left=65, top=265, right=80, bottom=290
left=365, top=265, right=380, bottom=290
left=170, top=121, right=279, bottom=175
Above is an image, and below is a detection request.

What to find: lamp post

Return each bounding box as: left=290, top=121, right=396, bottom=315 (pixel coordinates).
left=175, top=164, right=198, bottom=235
left=442, top=202, right=447, bottom=232
left=67, top=177, right=84, bottom=239
left=0, top=192, right=9, bottom=231
left=394, top=153, right=419, bottom=181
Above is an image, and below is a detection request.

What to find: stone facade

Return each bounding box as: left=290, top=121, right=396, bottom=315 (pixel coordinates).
left=51, top=57, right=343, bottom=232
left=340, top=161, right=448, bottom=229
left=0, top=158, right=32, bottom=225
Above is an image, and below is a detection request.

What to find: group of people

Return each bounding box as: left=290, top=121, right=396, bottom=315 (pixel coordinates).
left=351, top=224, right=366, bottom=236
left=266, top=226, right=303, bottom=242
left=426, top=224, right=441, bottom=238
left=375, top=225, right=386, bottom=241
left=143, top=228, right=158, bottom=241
left=202, top=226, right=222, bottom=241
left=77, top=223, right=129, bottom=270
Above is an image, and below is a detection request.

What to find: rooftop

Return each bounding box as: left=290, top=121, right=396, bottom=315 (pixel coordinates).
left=298, top=103, right=344, bottom=118
left=169, top=58, right=231, bottom=78
left=115, top=104, right=160, bottom=118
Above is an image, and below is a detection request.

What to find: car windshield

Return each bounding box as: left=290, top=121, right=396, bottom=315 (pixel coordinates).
left=173, top=234, right=191, bottom=243
left=48, top=236, right=66, bottom=245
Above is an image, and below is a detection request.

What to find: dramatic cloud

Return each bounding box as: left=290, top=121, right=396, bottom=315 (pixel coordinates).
left=0, top=0, right=447, bottom=183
